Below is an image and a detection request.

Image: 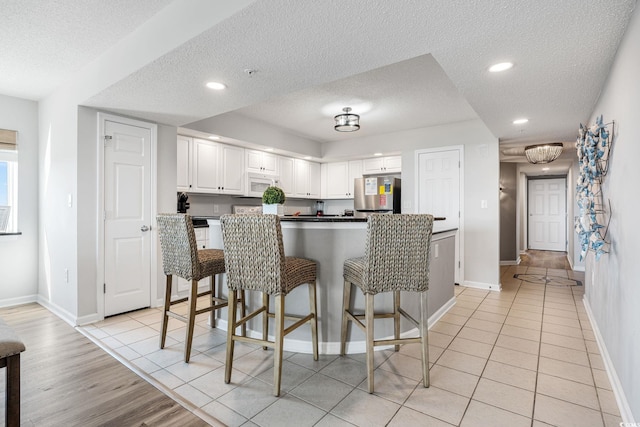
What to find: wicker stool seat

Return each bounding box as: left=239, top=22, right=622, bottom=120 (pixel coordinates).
left=340, top=214, right=434, bottom=393
left=220, top=214, right=318, bottom=397
left=157, top=214, right=244, bottom=363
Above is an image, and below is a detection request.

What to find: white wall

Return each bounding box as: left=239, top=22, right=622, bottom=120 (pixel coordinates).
left=36, top=1, right=251, bottom=323
left=323, top=119, right=500, bottom=288
left=583, top=4, right=640, bottom=421
left=0, top=95, right=39, bottom=306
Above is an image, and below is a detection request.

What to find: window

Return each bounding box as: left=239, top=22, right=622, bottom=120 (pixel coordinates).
left=0, top=129, right=17, bottom=233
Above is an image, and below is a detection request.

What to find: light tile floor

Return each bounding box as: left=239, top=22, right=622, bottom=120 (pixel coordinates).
left=79, top=265, right=622, bottom=426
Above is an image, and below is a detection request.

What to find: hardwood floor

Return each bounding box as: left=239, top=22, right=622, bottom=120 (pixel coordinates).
left=0, top=303, right=210, bottom=427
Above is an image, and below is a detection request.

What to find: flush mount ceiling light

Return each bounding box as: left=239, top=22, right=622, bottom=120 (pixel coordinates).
left=334, top=107, right=360, bottom=132
left=206, top=81, right=226, bottom=90
left=525, top=143, right=564, bottom=164
left=489, top=62, right=514, bottom=72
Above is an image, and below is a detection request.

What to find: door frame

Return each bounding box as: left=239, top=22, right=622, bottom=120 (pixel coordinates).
left=414, top=145, right=465, bottom=285
left=96, top=112, right=158, bottom=320
left=526, top=175, right=568, bottom=252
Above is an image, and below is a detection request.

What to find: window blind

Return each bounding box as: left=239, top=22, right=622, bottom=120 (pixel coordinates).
left=0, top=129, right=17, bottom=150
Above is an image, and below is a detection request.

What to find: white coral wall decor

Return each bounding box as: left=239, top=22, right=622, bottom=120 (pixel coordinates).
left=575, top=115, right=614, bottom=261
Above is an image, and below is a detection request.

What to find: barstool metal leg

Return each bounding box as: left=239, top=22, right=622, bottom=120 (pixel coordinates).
left=262, top=292, right=269, bottom=350
left=184, top=279, right=198, bottom=363
left=365, top=293, right=375, bottom=393
left=393, top=290, right=401, bottom=352
left=309, top=281, right=319, bottom=360
left=420, top=291, right=430, bottom=387
left=225, top=290, right=238, bottom=384
left=340, top=280, right=352, bottom=356
left=273, top=295, right=285, bottom=397
left=160, top=275, right=172, bottom=348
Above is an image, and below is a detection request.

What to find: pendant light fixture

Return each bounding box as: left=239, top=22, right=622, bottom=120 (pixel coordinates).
left=524, top=142, right=564, bottom=164
left=334, top=107, right=360, bottom=132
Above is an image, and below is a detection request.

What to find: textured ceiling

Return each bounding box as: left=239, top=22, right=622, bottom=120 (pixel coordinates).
left=0, top=0, right=173, bottom=100
left=1, top=0, right=636, bottom=156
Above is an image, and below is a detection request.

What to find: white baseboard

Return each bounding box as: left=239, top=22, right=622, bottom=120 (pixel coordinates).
left=216, top=296, right=457, bottom=355
left=500, top=257, right=521, bottom=266
left=462, top=280, right=501, bottom=291
left=0, top=294, right=38, bottom=308
left=582, top=296, right=634, bottom=423
left=36, top=296, right=78, bottom=327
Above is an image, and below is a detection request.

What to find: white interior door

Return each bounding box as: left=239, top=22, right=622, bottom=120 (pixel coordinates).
left=104, top=119, right=152, bottom=316
left=417, top=148, right=461, bottom=283
left=528, top=178, right=567, bottom=251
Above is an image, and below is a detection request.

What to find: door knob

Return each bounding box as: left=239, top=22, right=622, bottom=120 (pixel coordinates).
left=141, top=225, right=150, bottom=232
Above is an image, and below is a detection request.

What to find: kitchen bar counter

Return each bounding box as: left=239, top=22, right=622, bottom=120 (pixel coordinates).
left=207, top=218, right=456, bottom=354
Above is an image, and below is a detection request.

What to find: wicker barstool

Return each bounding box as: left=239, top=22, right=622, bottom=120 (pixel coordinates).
left=340, top=213, right=434, bottom=393
left=220, top=214, right=318, bottom=397
left=156, top=214, right=244, bottom=363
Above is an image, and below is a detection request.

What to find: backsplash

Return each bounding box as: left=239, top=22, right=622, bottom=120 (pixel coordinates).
left=183, top=193, right=319, bottom=216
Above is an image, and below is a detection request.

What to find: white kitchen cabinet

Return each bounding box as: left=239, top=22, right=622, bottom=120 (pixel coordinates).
left=246, top=149, right=278, bottom=174
left=190, top=138, right=245, bottom=195
left=192, top=138, right=220, bottom=193
left=278, top=155, right=295, bottom=197
left=177, top=135, right=192, bottom=192
left=220, top=144, right=245, bottom=194
left=176, top=227, right=210, bottom=293
left=322, top=160, right=363, bottom=199
left=363, top=155, right=401, bottom=174
left=294, top=159, right=321, bottom=198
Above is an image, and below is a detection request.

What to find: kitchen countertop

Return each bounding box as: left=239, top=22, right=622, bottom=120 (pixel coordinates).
left=193, top=214, right=446, bottom=225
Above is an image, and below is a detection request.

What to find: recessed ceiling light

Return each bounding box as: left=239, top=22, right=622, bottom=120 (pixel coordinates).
left=303, top=156, right=312, bottom=160
left=542, top=167, right=550, bottom=171
left=373, top=152, right=383, bottom=156
left=208, top=135, right=220, bottom=140
left=264, top=148, right=274, bottom=152
left=206, top=81, right=226, bottom=90
left=489, top=62, right=514, bottom=72
left=513, top=118, right=529, bottom=125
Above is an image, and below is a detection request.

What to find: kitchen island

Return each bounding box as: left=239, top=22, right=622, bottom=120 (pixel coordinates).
left=207, top=216, right=456, bottom=354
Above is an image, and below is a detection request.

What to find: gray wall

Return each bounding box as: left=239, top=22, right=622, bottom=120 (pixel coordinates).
left=584, top=5, right=640, bottom=421
left=499, top=162, right=517, bottom=262
left=0, top=94, right=39, bottom=305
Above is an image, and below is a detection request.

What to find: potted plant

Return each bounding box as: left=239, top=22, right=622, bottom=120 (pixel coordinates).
left=262, top=186, right=286, bottom=216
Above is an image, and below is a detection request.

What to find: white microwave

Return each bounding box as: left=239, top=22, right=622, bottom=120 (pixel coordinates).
left=247, top=173, right=281, bottom=198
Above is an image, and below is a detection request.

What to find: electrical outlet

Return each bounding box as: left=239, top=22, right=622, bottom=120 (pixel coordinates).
left=64, top=268, right=69, bottom=283
left=481, top=200, right=488, bottom=209
left=434, top=243, right=439, bottom=258
left=213, top=204, right=219, bottom=214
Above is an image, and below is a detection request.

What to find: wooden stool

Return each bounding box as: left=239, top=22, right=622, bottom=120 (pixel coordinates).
left=0, top=317, right=26, bottom=427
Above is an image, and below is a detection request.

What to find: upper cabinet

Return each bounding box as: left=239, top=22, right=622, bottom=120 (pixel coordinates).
left=278, top=156, right=295, bottom=197
left=362, top=155, right=401, bottom=174
left=294, top=159, right=321, bottom=199
left=177, top=135, right=192, bottom=192
left=246, top=149, right=278, bottom=174
left=322, top=160, right=363, bottom=199
left=186, top=137, right=245, bottom=195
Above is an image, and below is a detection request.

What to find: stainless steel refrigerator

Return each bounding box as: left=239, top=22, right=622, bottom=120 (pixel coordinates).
left=354, top=177, right=401, bottom=214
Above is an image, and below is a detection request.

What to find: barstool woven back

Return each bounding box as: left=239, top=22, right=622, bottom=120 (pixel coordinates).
left=220, top=214, right=287, bottom=295
left=157, top=214, right=201, bottom=281
left=361, top=214, right=433, bottom=294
